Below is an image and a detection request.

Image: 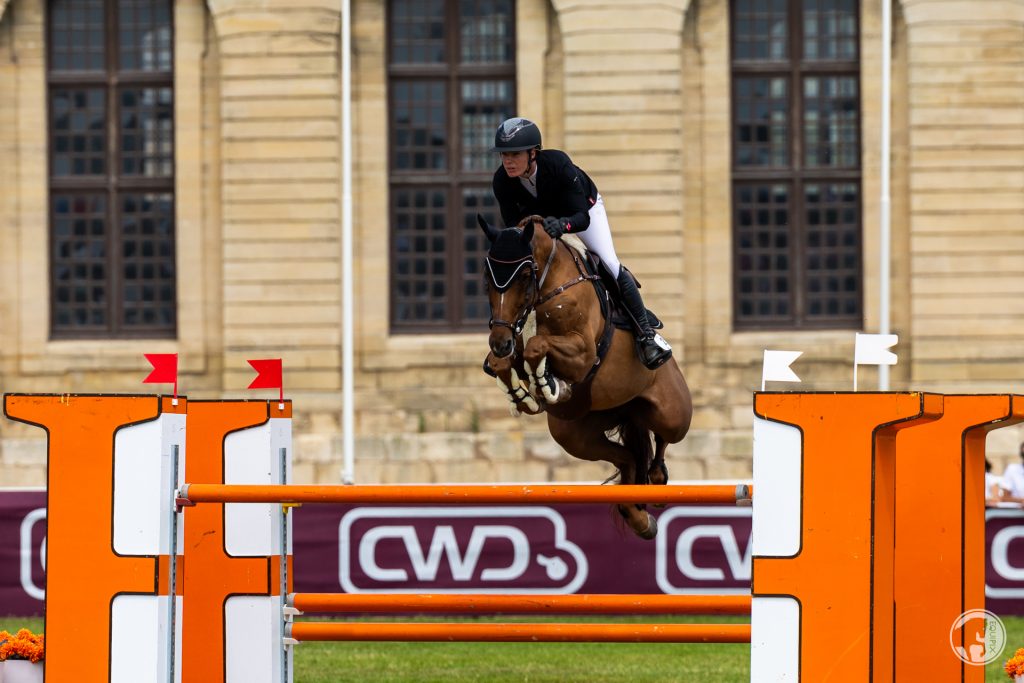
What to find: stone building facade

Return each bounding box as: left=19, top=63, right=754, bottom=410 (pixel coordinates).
left=1, top=0, right=1023, bottom=486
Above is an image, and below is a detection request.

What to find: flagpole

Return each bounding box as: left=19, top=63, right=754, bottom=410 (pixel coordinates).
left=879, top=0, right=892, bottom=390
left=340, top=0, right=356, bottom=484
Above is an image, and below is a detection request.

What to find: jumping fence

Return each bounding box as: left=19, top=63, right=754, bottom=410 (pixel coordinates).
left=4, top=391, right=1021, bottom=683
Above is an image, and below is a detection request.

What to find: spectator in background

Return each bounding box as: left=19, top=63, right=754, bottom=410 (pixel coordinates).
left=987, top=458, right=1005, bottom=507
left=999, top=443, right=1024, bottom=504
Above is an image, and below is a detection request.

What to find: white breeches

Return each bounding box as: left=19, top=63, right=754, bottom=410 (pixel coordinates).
left=577, top=195, right=621, bottom=278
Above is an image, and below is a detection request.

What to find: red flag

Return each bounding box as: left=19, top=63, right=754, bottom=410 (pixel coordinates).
left=248, top=358, right=283, bottom=402
left=143, top=353, right=178, bottom=397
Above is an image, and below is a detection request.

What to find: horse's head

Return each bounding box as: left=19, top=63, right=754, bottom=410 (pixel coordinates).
left=478, top=214, right=543, bottom=359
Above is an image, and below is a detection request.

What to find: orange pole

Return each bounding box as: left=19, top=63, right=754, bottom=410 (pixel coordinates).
left=289, top=593, right=752, bottom=615
left=180, top=483, right=751, bottom=506
left=287, top=622, right=752, bottom=643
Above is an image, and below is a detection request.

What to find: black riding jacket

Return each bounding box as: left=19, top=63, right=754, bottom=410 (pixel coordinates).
left=492, top=149, right=599, bottom=233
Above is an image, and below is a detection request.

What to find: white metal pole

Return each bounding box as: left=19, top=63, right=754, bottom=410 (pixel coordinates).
left=341, top=0, right=355, bottom=483
left=878, top=0, right=892, bottom=390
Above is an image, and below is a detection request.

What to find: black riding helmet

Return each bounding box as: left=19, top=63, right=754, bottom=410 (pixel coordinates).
left=491, top=117, right=542, bottom=152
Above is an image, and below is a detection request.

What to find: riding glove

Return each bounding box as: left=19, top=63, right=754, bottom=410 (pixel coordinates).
left=543, top=216, right=570, bottom=239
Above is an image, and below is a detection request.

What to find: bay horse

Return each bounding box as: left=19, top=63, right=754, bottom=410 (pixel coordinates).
left=479, top=214, right=693, bottom=539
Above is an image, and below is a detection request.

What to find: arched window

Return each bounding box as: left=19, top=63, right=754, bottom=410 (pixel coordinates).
left=48, top=0, right=176, bottom=338
left=387, top=0, right=516, bottom=332
left=731, top=0, right=861, bottom=330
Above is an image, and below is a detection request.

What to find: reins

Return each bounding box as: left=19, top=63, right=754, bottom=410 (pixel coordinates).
left=536, top=243, right=599, bottom=306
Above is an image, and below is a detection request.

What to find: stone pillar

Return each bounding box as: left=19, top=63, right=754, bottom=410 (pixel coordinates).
left=549, top=0, right=691, bottom=353
left=901, top=0, right=1024, bottom=383
left=207, top=0, right=344, bottom=396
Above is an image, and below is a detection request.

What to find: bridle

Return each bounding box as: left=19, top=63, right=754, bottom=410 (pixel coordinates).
left=487, top=232, right=599, bottom=341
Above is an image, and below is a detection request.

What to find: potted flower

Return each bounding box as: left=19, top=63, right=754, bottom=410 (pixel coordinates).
left=0, top=629, right=44, bottom=683
left=1006, top=647, right=1024, bottom=682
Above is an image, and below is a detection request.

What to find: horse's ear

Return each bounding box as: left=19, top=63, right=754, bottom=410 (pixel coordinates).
left=477, top=213, right=500, bottom=242
left=521, top=220, right=535, bottom=244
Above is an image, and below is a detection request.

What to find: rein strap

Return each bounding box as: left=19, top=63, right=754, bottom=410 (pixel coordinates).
left=536, top=242, right=600, bottom=307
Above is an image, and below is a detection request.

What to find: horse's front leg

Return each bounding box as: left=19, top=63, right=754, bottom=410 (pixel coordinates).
left=487, top=352, right=542, bottom=416
left=523, top=333, right=593, bottom=405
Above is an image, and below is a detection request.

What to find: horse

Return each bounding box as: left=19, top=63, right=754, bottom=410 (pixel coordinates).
left=478, top=214, right=693, bottom=539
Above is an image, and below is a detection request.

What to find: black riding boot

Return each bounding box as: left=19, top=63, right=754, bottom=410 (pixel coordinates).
left=616, top=269, right=672, bottom=369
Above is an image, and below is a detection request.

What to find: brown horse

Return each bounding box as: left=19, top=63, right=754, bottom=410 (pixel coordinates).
left=479, top=214, right=693, bottom=539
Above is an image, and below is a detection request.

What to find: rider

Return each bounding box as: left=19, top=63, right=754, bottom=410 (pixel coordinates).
left=489, top=116, right=672, bottom=370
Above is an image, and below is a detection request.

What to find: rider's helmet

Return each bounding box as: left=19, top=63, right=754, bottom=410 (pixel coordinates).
left=491, top=117, right=542, bottom=152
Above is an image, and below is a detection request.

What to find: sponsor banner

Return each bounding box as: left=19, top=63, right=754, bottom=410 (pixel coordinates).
left=0, top=490, right=46, bottom=617
left=6, top=491, right=1024, bottom=616
left=294, top=504, right=752, bottom=597
left=986, top=509, right=1024, bottom=615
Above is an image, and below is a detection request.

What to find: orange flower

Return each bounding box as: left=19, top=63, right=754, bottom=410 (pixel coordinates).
left=1005, top=647, right=1024, bottom=678
left=0, top=628, right=44, bottom=664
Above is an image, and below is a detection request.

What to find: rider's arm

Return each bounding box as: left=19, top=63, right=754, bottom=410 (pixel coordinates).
left=551, top=153, right=593, bottom=233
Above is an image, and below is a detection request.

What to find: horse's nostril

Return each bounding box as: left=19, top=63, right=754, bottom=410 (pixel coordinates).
left=491, top=337, right=514, bottom=358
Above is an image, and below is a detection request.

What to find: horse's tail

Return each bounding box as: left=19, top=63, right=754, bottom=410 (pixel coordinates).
left=614, top=416, right=653, bottom=486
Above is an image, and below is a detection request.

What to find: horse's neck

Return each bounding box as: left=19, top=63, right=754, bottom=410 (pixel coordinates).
left=534, top=238, right=570, bottom=290
left=534, top=240, right=599, bottom=331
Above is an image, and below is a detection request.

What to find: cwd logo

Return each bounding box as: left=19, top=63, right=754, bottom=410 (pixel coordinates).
left=655, top=507, right=752, bottom=594
left=19, top=508, right=47, bottom=601
left=339, top=507, right=587, bottom=594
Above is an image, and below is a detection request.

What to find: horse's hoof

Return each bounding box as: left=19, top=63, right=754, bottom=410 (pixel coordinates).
left=636, top=511, right=657, bottom=540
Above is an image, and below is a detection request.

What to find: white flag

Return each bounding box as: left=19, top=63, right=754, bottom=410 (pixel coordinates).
left=854, top=333, right=899, bottom=366
left=761, top=350, right=802, bottom=390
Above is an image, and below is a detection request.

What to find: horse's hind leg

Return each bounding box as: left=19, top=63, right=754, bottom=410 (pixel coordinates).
left=547, top=414, right=657, bottom=540
left=649, top=435, right=669, bottom=485
left=649, top=435, right=669, bottom=508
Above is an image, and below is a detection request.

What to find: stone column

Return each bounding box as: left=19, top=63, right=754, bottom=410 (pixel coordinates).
left=207, top=0, right=344, bottom=397
left=900, top=0, right=1024, bottom=384
left=549, top=0, right=691, bottom=353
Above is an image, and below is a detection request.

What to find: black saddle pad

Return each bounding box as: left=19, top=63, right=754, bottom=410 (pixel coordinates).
left=578, top=249, right=664, bottom=332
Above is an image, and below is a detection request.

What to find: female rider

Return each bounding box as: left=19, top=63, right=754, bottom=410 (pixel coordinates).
left=489, top=117, right=672, bottom=370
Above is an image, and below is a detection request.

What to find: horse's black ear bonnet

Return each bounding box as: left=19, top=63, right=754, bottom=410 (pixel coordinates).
left=486, top=228, right=534, bottom=291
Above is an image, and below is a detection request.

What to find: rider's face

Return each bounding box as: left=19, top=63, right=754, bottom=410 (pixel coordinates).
left=500, top=151, right=532, bottom=178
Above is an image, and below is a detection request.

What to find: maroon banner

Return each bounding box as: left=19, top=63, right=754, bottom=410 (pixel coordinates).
left=293, top=504, right=752, bottom=596
left=0, top=490, right=47, bottom=617
left=5, top=490, right=1024, bottom=617
left=985, top=508, right=1024, bottom=615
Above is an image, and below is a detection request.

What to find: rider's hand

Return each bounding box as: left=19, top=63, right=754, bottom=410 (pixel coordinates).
left=543, top=216, right=569, bottom=239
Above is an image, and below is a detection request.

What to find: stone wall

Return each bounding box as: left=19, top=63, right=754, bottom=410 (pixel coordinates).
left=2, top=0, right=1024, bottom=489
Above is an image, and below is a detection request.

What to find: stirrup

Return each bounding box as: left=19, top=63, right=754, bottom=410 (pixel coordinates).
left=636, top=333, right=672, bottom=370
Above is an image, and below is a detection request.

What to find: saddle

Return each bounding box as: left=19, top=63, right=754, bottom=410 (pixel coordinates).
left=570, top=243, right=664, bottom=332
left=548, top=239, right=662, bottom=387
